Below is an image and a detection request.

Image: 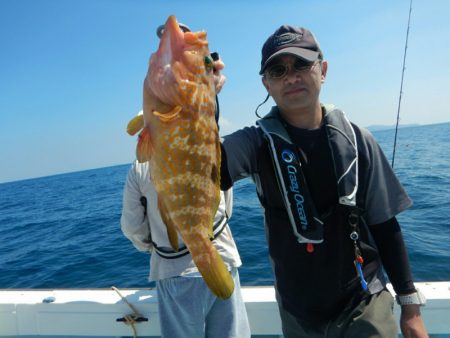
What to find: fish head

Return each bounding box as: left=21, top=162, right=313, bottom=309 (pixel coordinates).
left=145, top=15, right=216, bottom=113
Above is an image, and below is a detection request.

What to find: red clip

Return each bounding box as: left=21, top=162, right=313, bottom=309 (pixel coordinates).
left=306, top=243, right=314, bottom=253
left=357, top=255, right=364, bottom=264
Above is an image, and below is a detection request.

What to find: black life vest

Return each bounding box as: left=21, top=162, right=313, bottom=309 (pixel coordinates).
left=256, top=104, right=359, bottom=244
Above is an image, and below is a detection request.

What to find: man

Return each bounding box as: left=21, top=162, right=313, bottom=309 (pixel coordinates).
left=121, top=160, right=250, bottom=338
left=219, top=25, right=428, bottom=337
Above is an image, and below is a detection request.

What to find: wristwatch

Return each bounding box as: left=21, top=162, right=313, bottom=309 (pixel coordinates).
left=396, top=289, right=427, bottom=306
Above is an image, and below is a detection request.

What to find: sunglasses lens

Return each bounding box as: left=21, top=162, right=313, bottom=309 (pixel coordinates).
left=266, top=60, right=318, bottom=78
left=268, top=64, right=287, bottom=78
left=293, top=60, right=313, bottom=72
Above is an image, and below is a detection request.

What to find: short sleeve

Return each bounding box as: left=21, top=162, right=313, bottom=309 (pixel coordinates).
left=359, top=128, right=413, bottom=225
left=222, top=126, right=263, bottom=185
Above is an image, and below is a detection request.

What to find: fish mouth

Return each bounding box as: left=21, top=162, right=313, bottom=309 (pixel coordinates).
left=164, top=15, right=184, bottom=37
left=157, top=16, right=185, bottom=62
left=157, top=19, right=190, bottom=39
left=148, top=15, right=214, bottom=106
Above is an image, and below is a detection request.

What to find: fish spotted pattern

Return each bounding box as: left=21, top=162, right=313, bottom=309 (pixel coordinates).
left=126, top=15, right=234, bottom=299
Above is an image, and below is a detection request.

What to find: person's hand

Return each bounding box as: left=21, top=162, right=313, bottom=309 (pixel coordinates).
left=400, top=304, right=429, bottom=338
left=212, top=54, right=226, bottom=94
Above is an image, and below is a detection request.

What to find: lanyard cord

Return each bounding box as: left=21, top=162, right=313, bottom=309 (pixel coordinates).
left=348, top=209, right=368, bottom=291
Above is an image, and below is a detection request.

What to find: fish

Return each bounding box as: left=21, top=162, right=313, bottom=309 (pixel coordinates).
left=126, top=15, right=234, bottom=299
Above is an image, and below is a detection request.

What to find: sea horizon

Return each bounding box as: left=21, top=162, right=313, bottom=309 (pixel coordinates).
left=2, top=121, right=450, bottom=185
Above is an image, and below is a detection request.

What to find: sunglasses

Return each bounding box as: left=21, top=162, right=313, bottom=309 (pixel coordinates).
left=266, top=59, right=320, bottom=79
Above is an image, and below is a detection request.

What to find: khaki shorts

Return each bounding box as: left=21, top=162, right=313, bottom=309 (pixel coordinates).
left=279, top=289, right=398, bottom=338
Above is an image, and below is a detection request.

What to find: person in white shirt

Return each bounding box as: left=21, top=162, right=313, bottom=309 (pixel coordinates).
left=121, top=160, right=250, bottom=338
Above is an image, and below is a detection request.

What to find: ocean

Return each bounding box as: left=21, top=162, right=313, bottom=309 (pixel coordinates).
left=1, top=122, right=449, bottom=290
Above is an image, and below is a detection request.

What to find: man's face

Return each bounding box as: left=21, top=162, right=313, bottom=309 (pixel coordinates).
left=262, top=54, right=327, bottom=114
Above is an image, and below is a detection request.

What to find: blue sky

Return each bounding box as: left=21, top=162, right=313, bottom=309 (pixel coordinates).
left=1, top=0, right=449, bottom=183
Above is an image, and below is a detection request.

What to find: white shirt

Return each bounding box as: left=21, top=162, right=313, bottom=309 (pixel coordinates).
left=121, top=161, right=242, bottom=281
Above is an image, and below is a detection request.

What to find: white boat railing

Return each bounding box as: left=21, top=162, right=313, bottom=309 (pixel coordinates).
left=0, top=282, right=449, bottom=337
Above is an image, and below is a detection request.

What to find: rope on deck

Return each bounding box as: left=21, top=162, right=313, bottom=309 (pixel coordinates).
left=112, top=286, right=148, bottom=338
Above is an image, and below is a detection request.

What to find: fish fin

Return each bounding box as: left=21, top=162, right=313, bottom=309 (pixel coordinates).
left=209, top=163, right=221, bottom=240
left=193, top=244, right=235, bottom=300
left=153, top=105, right=182, bottom=122
left=157, top=196, right=179, bottom=251
left=136, top=128, right=153, bottom=163
left=208, top=225, right=214, bottom=240
left=126, top=114, right=145, bottom=136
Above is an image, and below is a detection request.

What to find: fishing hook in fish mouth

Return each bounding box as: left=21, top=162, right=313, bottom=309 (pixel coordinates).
left=157, top=22, right=191, bottom=38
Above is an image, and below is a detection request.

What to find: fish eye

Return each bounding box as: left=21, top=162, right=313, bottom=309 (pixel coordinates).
left=204, top=56, right=214, bottom=72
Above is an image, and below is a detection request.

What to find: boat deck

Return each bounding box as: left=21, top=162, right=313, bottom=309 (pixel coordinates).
left=1, top=282, right=449, bottom=337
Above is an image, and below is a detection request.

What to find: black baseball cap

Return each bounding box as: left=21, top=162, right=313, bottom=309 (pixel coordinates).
left=259, top=25, right=323, bottom=74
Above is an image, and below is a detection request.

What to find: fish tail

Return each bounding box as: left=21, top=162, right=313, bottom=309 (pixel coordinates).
left=191, top=240, right=235, bottom=300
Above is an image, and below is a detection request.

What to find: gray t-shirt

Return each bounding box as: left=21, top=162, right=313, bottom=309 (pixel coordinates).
left=222, top=122, right=412, bottom=226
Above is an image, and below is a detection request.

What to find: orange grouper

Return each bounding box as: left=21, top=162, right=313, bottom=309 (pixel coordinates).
left=126, top=15, right=234, bottom=299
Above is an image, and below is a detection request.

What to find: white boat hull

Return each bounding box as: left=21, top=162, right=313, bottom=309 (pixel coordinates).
left=0, top=282, right=449, bottom=337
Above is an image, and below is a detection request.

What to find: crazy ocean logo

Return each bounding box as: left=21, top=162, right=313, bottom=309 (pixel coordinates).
left=281, top=149, right=308, bottom=229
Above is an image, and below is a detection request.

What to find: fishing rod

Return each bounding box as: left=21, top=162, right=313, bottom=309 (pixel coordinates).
left=392, top=0, right=413, bottom=168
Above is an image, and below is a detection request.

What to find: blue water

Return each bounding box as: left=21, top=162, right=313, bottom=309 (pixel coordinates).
left=1, top=122, right=449, bottom=290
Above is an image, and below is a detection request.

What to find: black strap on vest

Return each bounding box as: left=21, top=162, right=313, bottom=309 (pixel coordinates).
left=270, top=133, right=324, bottom=243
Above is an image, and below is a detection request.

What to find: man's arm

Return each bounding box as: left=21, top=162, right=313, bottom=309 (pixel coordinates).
left=371, top=218, right=428, bottom=338
left=120, top=162, right=153, bottom=252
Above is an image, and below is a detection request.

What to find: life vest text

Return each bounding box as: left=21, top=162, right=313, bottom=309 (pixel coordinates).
left=287, top=164, right=308, bottom=229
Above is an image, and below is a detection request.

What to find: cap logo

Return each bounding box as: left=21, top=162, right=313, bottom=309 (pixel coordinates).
left=273, top=32, right=303, bottom=47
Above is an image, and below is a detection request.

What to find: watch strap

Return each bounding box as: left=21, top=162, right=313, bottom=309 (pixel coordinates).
left=395, top=289, right=426, bottom=306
